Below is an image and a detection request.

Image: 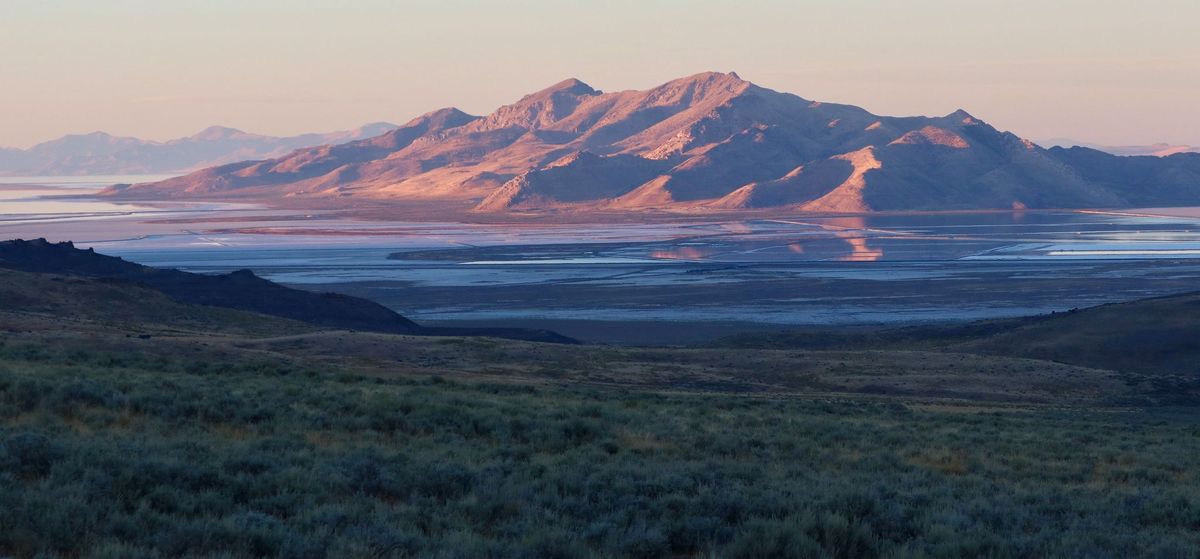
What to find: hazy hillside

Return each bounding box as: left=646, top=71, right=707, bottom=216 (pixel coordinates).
left=106, top=72, right=1200, bottom=212
left=1043, top=138, right=1200, bottom=157
left=0, top=122, right=398, bottom=175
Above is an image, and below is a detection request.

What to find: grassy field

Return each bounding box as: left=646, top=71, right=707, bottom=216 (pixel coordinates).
left=717, top=292, right=1200, bottom=378
left=2, top=270, right=1200, bottom=557
left=2, top=333, right=1199, bottom=558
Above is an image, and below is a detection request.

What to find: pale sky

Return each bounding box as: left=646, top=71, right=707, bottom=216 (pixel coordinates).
left=3, top=0, right=1198, bottom=148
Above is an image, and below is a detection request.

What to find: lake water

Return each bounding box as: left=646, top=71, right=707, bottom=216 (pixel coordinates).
left=6, top=175, right=1200, bottom=340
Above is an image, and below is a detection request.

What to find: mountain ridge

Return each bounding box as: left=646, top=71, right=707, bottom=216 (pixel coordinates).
left=104, top=72, right=1200, bottom=213
left=0, top=238, right=576, bottom=344
left=1042, top=138, right=1200, bottom=157
left=0, top=122, right=399, bottom=176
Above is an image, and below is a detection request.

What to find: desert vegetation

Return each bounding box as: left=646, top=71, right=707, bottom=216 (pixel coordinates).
left=1, top=336, right=1198, bottom=558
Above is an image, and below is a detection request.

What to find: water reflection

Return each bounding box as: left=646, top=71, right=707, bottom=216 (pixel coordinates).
left=818, top=216, right=884, bottom=261
left=650, top=246, right=713, bottom=260
left=8, top=174, right=1200, bottom=267
left=0, top=175, right=171, bottom=218
left=838, top=236, right=884, bottom=261
left=1011, top=204, right=1027, bottom=222
left=720, top=222, right=752, bottom=234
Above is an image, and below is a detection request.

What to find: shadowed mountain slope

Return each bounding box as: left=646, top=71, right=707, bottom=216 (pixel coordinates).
left=0, top=267, right=314, bottom=337
left=0, top=239, right=574, bottom=343
left=717, top=292, right=1200, bottom=378
left=958, top=292, right=1200, bottom=375
left=106, top=72, right=1200, bottom=212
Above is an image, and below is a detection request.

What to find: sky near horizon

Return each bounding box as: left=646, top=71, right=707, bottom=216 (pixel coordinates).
left=2, top=0, right=1198, bottom=149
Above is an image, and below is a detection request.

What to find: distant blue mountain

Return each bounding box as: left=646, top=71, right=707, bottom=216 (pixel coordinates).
left=0, top=122, right=398, bottom=176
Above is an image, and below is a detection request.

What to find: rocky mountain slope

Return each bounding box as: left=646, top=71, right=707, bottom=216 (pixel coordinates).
left=0, top=123, right=398, bottom=176
left=105, top=72, right=1200, bottom=212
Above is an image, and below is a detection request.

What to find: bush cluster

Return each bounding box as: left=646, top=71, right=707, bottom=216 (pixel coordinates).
left=0, top=344, right=1198, bottom=557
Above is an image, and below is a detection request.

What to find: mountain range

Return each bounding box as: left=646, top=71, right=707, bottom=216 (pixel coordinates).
left=1041, top=138, right=1200, bottom=158
left=0, top=123, right=398, bottom=176
left=105, top=72, right=1200, bottom=213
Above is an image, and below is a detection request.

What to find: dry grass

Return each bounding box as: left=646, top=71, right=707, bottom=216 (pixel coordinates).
left=227, top=331, right=1136, bottom=405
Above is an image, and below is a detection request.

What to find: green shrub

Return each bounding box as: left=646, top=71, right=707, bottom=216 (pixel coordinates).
left=0, top=348, right=1198, bottom=557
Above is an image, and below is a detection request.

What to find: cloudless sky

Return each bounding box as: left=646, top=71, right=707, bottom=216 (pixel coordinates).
left=3, top=0, right=1198, bottom=148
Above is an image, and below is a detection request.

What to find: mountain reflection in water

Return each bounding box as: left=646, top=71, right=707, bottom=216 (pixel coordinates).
left=821, top=216, right=883, bottom=261
left=650, top=246, right=713, bottom=260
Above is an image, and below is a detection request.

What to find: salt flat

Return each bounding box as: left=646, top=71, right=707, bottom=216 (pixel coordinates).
left=8, top=175, right=1200, bottom=342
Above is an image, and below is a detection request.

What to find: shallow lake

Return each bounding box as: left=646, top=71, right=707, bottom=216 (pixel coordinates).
left=6, top=175, right=1200, bottom=340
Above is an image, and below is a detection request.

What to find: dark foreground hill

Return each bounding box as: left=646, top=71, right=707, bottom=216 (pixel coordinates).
left=718, top=292, right=1200, bottom=378
left=0, top=239, right=574, bottom=343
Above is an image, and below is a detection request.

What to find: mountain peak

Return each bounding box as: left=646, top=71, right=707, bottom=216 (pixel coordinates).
left=480, top=79, right=601, bottom=130
left=401, top=107, right=479, bottom=131
left=644, top=71, right=754, bottom=105
left=668, top=71, right=749, bottom=87
left=356, top=121, right=399, bottom=132
left=537, top=78, right=598, bottom=97
left=49, top=131, right=119, bottom=143
left=28, top=131, right=143, bottom=153
left=191, top=125, right=252, bottom=141
left=946, top=109, right=979, bottom=124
